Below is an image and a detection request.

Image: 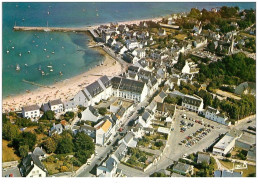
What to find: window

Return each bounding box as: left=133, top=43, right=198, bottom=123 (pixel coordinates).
left=39, top=174, right=42, bottom=177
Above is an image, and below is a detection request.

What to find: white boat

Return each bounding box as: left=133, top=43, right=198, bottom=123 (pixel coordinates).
left=41, top=71, right=45, bottom=75
left=25, top=64, right=28, bottom=66
left=48, top=11, right=50, bottom=15
left=47, top=65, right=53, bottom=68
left=62, top=46, right=64, bottom=49
left=50, top=38, right=53, bottom=40
left=36, top=45, right=38, bottom=47
left=43, top=48, right=47, bottom=51
left=96, top=13, right=99, bottom=17
left=44, top=28, right=50, bottom=32
left=50, top=68, right=53, bottom=72
left=51, top=51, right=55, bottom=54
left=16, top=64, right=20, bottom=71
left=63, top=64, right=66, bottom=66
left=60, top=71, right=63, bottom=76
left=19, top=53, right=22, bottom=56
left=6, top=50, right=9, bottom=54
left=38, top=65, right=41, bottom=70
left=28, top=51, right=31, bottom=54
left=12, top=46, right=15, bottom=49
left=46, top=55, right=50, bottom=58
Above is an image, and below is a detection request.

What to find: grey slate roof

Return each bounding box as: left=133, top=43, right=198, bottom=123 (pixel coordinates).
left=123, top=132, right=134, bottom=144
left=81, top=90, right=90, bottom=101
left=156, top=102, right=176, bottom=115
left=86, top=81, right=104, bottom=98
left=183, top=95, right=202, bottom=107
left=206, top=106, right=218, bottom=114
left=89, top=106, right=99, bottom=117
left=111, top=77, right=145, bottom=94
left=159, top=91, right=167, bottom=99
left=214, top=170, right=242, bottom=177
left=22, top=104, right=40, bottom=112
left=128, top=65, right=140, bottom=73
left=33, top=147, right=46, bottom=157
left=99, top=75, right=111, bottom=88
left=41, top=103, right=50, bottom=112
left=20, top=154, right=47, bottom=177
left=114, top=143, right=127, bottom=161
left=49, top=99, right=63, bottom=106
left=142, top=111, right=151, bottom=122
left=173, top=162, right=191, bottom=173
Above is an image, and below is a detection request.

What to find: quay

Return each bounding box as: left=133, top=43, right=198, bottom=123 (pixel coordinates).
left=13, top=26, right=92, bottom=32
left=22, top=79, right=53, bottom=89
left=13, top=25, right=101, bottom=41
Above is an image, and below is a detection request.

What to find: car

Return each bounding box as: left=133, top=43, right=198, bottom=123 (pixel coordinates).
left=247, top=120, right=252, bottom=123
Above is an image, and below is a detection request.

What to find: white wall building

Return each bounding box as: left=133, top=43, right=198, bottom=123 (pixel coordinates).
left=22, top=104, right=40, bottom=119
left=205, top=106, right=231, bottom=126
left=111, top=77, right=148, bottom=102
left=81, top=106, right=101, bottom=122
left=95, top=118, right=116, bottom=146
left=182, top=95, right=203, bottom=113
left=213, top=135, right=236, bottom=156
left=49, top=99, right=64, bottom=113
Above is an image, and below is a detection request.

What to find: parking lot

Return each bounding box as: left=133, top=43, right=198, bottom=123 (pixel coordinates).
left=170, top=110, right=229, bottom=156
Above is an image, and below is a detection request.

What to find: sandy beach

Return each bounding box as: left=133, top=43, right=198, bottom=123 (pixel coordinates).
left=2, top=47, right=122, bottom=113
left=2, top=16, right=163, bottom=113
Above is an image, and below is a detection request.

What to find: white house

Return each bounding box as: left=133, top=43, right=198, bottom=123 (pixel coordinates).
left=73, top=75, right=112, bottom=107
left=96, top=156, right=121, bottom=177
left=132, top=48, right=146, bottom=59
left=138, top=111, right=153, bottom=128
left=49, top=123, right=63, bottom=136
left=63, top=100, right=78, bottom=112
left=81, top=106, right=101, bottom=122
left=95, top=118, right=116, bottom=146
left=182, top=95, right=203, bottom=113
left=22, top=104, right=40, bottom=119
left=213, top=134, right=236, bottom=156
left=20, top=154, right=47, bottom=177
left=205, top=106, right=231, bottom=126
left=126, top=38, right=139, bottom=50
left=111, top=77, right=148, bottom=103
left=49, top=99, right=64, bottom=113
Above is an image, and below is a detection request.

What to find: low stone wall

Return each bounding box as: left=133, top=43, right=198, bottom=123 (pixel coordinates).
left=2, top=161, right=19, bottom=168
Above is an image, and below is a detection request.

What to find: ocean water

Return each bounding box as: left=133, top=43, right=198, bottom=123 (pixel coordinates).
left=2, top=2, right=255, bottom=98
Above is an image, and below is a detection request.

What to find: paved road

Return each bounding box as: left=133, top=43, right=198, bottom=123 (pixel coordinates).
left=76, top=134, right=121, bottom=177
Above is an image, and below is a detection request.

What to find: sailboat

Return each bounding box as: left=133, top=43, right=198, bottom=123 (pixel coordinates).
left=51, top=51, right=55, bottom=54
left=28, top=50, right=31, bottom=54
left=24, top=64, right=28, bottom=67
left=44, top=48, right=47, bottom=51
left=50, top=68, right=54, bottom=72
left=6, top=49, right=9, bottom=54
left=16, top=64, right=20, bottom=71
left=41, top=70, right=45, bottom=76
left=19, top=53, right=22, bottom=56
left=12, top=46, right=15, bottom=49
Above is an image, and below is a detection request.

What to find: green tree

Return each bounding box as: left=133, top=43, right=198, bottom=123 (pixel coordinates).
left=19, top=132, right=37, bottom=150
left=40, top=110, right=55, bottom=120
left=78, top=112, right=82, bottom=119
left=42, top=137, right=58, bottom=154
left=56, top=137, right=74, bottom=154
left=19, top=145, right=29, bottom=158
left=75, top=150, right=91, bottom=164
left=98, top=107, right=107, bottom=115
left=74, top=132, right=95, bottom=152
left=2, top=122, right=20, bottom=141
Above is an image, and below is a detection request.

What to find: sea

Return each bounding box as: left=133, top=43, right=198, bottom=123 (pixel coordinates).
left=2, top=2, right=255, bottom=98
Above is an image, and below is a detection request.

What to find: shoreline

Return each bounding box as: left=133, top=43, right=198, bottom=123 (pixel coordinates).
left=2, top=45, right=122, bottom=113
left=2, top=16, right=164, bottom=112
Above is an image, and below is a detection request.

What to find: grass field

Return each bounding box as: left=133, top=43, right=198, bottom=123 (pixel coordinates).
left=2, top=140, right=20, bottom=162
left=174, top=34, right=187, bottom=40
